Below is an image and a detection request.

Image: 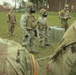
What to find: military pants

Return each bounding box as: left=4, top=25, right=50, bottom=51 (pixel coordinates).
left=61, top=20, right=69, bottom=31
left=8, top=23, right=15, bottom=36
left=39, top=29, right=49, bottom=46
left=45, top=28, right=49, bottom=45
left=22, top=29, right=35, bottom=52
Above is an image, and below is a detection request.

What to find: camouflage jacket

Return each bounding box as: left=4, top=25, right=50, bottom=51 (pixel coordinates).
left=37, top=16, right=48, bottom=29
left=7, top=12, right=16, bottom=24
left=20, top=13, right=37, bottom=30
left=59, top=9, right=71, bottom=20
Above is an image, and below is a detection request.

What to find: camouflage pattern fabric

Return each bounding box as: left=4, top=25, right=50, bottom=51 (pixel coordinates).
left=59, top=8, right=71, bottom=31
left=20, top=13, right=37, bottom=52
left=46, top=21, right=76, bottom=75
left=20, top=2, right=38, bottom=53
left=0, top=38, right=38, bottom=75
left=37, top=9, right=49, bottom=47
left=7, top=11, right=16, bottom=36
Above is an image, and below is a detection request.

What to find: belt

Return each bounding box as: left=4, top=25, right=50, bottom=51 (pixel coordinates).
left=27, top=29, right=33, bottom=31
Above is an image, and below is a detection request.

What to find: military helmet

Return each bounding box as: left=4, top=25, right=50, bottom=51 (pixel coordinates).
left=64, top=4, right=69, bottom=8
left=26, top=2, right=33, bottom=8
left=39, top=8, right=46, bottom=14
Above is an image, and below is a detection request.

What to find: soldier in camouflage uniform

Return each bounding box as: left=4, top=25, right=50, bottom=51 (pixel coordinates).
left=7, top=8, right=16, bottom=36
left=20, top=2, right=38, bottom=54
left=59, top=4, right=71, bottom=31
left=37, top=8, right=49, bottom=48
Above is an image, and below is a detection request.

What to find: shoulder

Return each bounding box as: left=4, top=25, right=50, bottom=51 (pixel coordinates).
left=13, top=13, right=16, bottom=15
left=39, top=16, right=42, bottom=19
left=7, top=12, right=11, bottom=15
left=59, top=10, right=64, bottom=15
left=20, top=13, right=28, bottom=20
left=60, top=9, right=64, bottom=13
left=21, top=13, right=27, bottom=18
left=66, top=10, right=69, bottom=13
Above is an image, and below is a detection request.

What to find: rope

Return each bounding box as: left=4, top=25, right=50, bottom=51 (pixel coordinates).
left=36, top=55, right=53, bottom=61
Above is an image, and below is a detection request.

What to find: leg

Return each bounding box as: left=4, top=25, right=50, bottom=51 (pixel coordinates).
left=22, top=30, right=30, bottom=48
left=39, top=30, right=45, bottom=47
left=11, top=24, right=15, bottom=36
left=8, top=23, right=12, bottom=36
left=61, top=20, right=66, bottom=31
left=29, top=30, right=38, bottom=53
left=65, top=21, right=69, bottom=31
left=44, top=29, right=49, bottom=46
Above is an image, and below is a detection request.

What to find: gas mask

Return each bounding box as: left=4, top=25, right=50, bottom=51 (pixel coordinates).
left=29, top=7, right=35, bottom=14
left=42, top=13, right=47, bottom=17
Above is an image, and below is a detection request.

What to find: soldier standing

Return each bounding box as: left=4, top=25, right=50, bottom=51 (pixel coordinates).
left=20, top=2, right=38, bottom=54
left=37, top=8, right=49, bottom=48
left=59, top=4, right=71, bottom=31
left=7, top=8, right=16, bottom=36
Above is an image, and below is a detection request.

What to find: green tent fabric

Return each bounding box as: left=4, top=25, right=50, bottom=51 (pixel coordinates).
left=46, top=21, right=76, bottom=75
left=0, top=38, right=38, bottom=75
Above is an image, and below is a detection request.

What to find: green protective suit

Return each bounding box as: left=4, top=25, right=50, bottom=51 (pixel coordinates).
left=47, top=21, right=76, bottom=75
left=0, top=38, right=38, bottom=75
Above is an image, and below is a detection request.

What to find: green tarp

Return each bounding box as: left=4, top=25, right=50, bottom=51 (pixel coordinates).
left=47, top=21, right=76, bottom=75
left=0, top=38, right=38, bottom=75
left=49, top=26, right=65, bottom=42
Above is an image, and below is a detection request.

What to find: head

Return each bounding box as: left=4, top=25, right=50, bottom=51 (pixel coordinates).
left=64, top=4, right=69, bottom=10
left=9, top=8, right=14, bottom=13
left=39, top=8, right=47, bottom=17
left=26, top=2, right=35, bottom=14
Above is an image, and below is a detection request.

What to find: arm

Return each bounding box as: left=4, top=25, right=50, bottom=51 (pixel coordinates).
left=20, top=14, right=30, bottom=35
left=38, top=16, right=45, bottom=25
left=59, top=11, right=65, bottom=19
left=6, top=13, right=10, bottom=23
left=20, top=14, right=27, bottom=30
left=14, top=13, right=17, bottom=24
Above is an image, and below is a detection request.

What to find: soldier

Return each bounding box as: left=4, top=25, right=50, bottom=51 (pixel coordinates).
left=59, top=4, right=71, bottom=31
left=20, top=2, right=38, bottom=54
left=37, top=8, right=49, bottom=48
left=7, top=8, right=16, bottom=36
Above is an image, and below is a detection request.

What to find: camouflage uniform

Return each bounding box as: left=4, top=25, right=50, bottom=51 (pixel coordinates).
left=7, top=9, right=16, bottom=36
left=20, top=2, right=38, bottom=53
left=59, top=5, right=71, bottom=31
left=37, top=8, right=49, bottom=47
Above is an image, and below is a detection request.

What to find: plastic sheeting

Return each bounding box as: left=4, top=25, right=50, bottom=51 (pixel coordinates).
left=49, top=26, right=65, bottom=42
left=0, top=38, right=38, bottom=75
left=47, top=21, right=76, bottom=75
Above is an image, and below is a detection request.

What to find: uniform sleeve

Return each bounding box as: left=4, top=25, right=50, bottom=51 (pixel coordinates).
left=38, top=16, right=45, bottom=25
left=6, top=13, right=10, bottom=22
left=59, top=11, right=65, bottom=19
left=67, top=11, right=71, bottom=19
left=20, top=14, right=27, bottom=30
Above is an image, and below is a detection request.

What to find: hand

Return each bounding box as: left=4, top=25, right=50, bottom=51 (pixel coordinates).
left=64, top=17, right=67, bottom=19
left=69, top=16, right=71, bottom=19
left=7, top=21, right=9, bottom=23
left=15, top=22, right=17, bottom=24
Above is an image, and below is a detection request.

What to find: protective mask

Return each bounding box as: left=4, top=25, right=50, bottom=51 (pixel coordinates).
left=42, top=13, right=47, bottom=17
left=29, top=7, right=35, bottom=14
